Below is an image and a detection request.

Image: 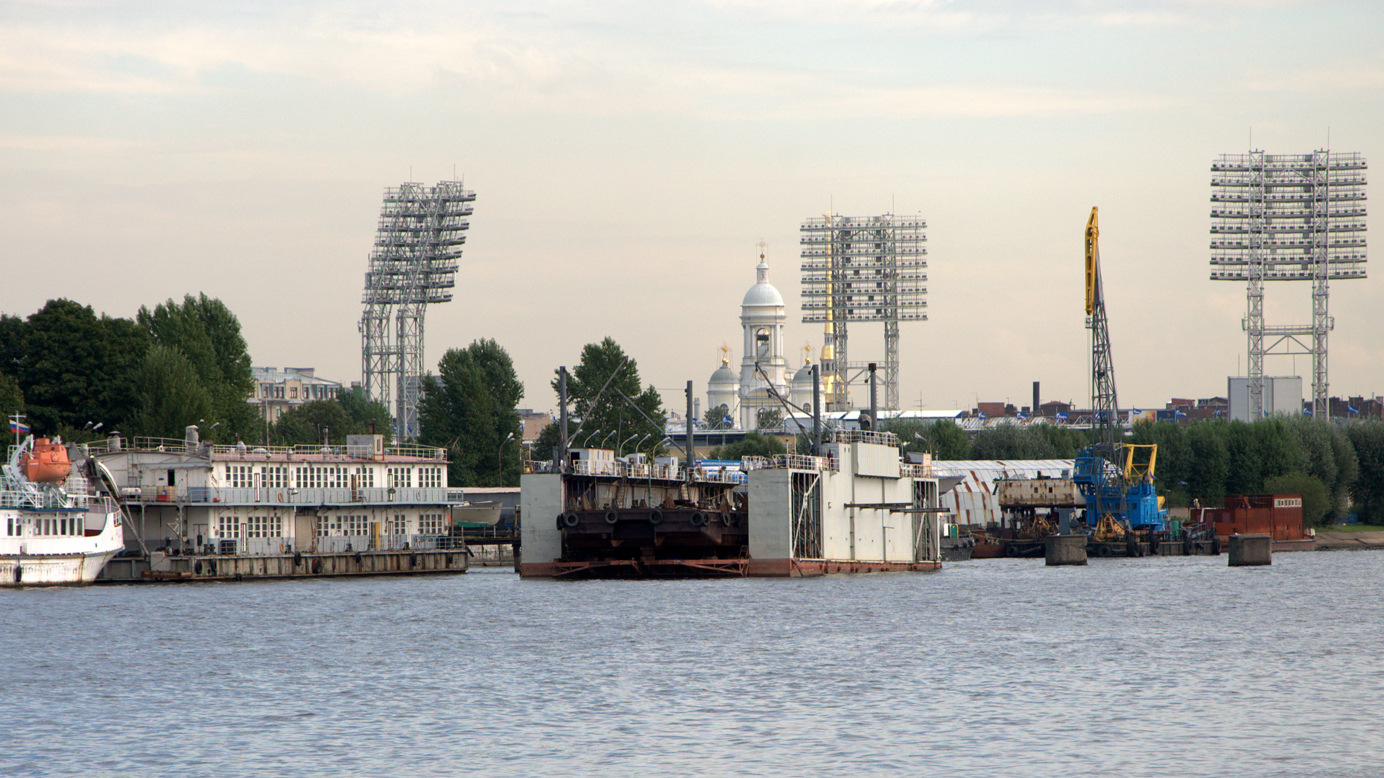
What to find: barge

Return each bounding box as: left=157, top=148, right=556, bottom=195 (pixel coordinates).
left=520, top=429, right=944, bottom=578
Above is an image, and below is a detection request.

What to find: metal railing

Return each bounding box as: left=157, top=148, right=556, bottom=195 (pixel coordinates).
left=127, top=486, right=454, bottom=506
left=84, top=437, right=447, bottom=461
left=741, top=454, right=834, bottom=472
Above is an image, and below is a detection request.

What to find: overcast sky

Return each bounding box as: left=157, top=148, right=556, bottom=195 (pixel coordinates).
left=3, top=0, right=1382, bottom=416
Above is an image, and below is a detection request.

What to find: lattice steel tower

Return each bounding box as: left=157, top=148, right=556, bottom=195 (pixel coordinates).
left=1210, top=150, right=1366, bottom=418
left=800, top=213, right=927, bottom=411
left=360, top=180, right=475, bottom=440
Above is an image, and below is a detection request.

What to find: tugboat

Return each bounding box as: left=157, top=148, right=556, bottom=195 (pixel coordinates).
left=0, top=417, right=123, bottom=586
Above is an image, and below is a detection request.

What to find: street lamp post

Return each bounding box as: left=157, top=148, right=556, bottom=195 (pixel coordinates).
left=498, top=432, right=515, bottom=485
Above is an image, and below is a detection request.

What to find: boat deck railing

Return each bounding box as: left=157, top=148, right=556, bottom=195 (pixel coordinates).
left=84, top=437, right=446, bottom=462
left=122, top=485, right=456, bottom=507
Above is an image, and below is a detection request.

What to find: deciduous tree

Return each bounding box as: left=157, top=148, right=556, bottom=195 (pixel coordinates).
left=419, top=339, right=524, bottom=487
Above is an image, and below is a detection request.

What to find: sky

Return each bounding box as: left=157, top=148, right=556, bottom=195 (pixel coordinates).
left=3, top=0, right=1382, bottom=418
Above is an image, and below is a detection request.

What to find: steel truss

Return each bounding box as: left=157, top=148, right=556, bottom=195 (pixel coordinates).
left=360, top=180, right=474, bottom=439
left=799, top=213, right=927, bottom=412
left=1211, top=150, right=1366, bottom=418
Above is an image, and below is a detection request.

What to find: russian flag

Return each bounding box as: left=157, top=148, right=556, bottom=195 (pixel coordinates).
left=9, top=419, right=29, bottom=435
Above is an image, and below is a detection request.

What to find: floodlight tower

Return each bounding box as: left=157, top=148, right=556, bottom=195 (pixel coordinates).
left=1210, top=150, right=1366, bottom=418
left=360, top=180, right=475, bottom=440
left=800, top=213, right=927, bottom=411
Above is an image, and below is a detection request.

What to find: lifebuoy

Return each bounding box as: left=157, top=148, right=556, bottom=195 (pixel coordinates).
left=721, top=513, right=736, bottom=527
left=277, top=491, right=284, bottom=502
left=649, top=510, right=663, bottom=525
left=604, top=511, right=619, bottom=525
left=293, top=552, right=303, bottom=566
left=691, top=512, right=707, bottom=527
left=561, top=512, right=579, bottom=528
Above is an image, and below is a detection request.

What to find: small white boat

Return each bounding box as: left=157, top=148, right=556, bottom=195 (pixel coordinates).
left=452, top=501, right=502, bottom=526
left=0, top=431, right=124, bottom=586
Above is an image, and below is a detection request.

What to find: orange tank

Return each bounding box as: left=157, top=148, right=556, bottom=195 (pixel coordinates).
left=20, top=438, right=72, bottom=483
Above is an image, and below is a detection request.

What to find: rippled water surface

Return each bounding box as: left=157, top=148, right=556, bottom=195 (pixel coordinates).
left=3, top=551, right=1383, bottom=776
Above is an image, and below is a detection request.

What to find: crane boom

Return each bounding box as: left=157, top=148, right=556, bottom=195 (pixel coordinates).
left=1086, top=207, right=1120, bottom=455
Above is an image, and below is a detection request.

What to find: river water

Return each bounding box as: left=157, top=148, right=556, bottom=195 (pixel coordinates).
left=2, top=551, right=1382, bottom=776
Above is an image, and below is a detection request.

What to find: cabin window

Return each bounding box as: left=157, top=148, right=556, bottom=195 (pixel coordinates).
left=392, top=515, right=406, bottom=535
left=245, top=516, right=283, bottom=538
left=419, top=513, right=446, bottom=535
left=217, top=516, right=240, bottom=539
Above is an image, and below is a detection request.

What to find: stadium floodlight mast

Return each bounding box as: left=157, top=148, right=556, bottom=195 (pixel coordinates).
left=1210, top=149, right=1367, bottom=418
left=800, top=212, right=927, bottom=412
left=360, top=180, right=475, bottom=441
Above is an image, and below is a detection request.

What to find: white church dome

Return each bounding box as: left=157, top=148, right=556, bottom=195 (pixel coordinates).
left=741, top=256, right=784, bottom=308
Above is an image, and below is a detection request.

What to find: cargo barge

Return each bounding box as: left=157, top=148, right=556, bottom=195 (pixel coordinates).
left=519, top=429, right=945, bottom=578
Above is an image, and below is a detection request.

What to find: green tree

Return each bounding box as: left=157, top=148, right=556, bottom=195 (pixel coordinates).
left=972, top=424, right=1058, bottom=460
left=272, top=400, right=352, bottom=445
left=1345, top=421, right=1384, bottom=523
left=135, top=345, right=214, bottom=438
left=419, top=339, right=525, bottom=487
left=883, top=419, right=972, bottom=460
left=138, top=294, right=255, bottom=441
left=755, top=408, right=783, bottom=430
left=1263, top=472, right=1331, bottom=528
left=553, top=337, right=665, bottom=457
left=8, top=299, right=147, bottom=436
left=708, top=431, right=786, bottom=460
left=0, top=373, right=23, bottom=417
left=532, top=421, right=563, bottom=463
left=1185, top=422, right=1229, bottom=504
left=337, top=389, right=393, bottom=440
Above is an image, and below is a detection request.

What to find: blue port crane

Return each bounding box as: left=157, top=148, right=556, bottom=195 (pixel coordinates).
left=1072, top=207, right=1167, bottom=537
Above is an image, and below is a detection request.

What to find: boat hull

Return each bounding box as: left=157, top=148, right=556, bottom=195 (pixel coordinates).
left=0, top=549, right=120, bottom=586
left=0, top=507, right=124, bottom=587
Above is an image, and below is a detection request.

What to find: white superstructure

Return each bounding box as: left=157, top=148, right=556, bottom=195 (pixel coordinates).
left=0, top=435, right=123, bottom=586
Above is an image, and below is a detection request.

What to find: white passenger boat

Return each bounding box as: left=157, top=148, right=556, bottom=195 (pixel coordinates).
left=0, top=431, right=124, bottom=586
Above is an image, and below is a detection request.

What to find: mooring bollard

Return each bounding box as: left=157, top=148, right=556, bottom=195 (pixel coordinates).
left=1045, top=534, right=1087, bottom=566
left=1228, top=533, right=1272, bottom=566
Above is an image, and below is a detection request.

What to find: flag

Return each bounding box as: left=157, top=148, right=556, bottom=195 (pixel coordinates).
left=1175, top=410, right=1187, bottom=418
left=1056, top=412, right=1069, bottom=420
left=976, top=411, right=986, bottom=420
left=1017, top=412, right=1028, bottom=420
left=9, top=419, right=29, bottom=435
left=1302, top=407, right=1311, bottom=416
left=722, top=414, right=733, bottom=427
left=1348, top=404, right=1359, bottom=415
